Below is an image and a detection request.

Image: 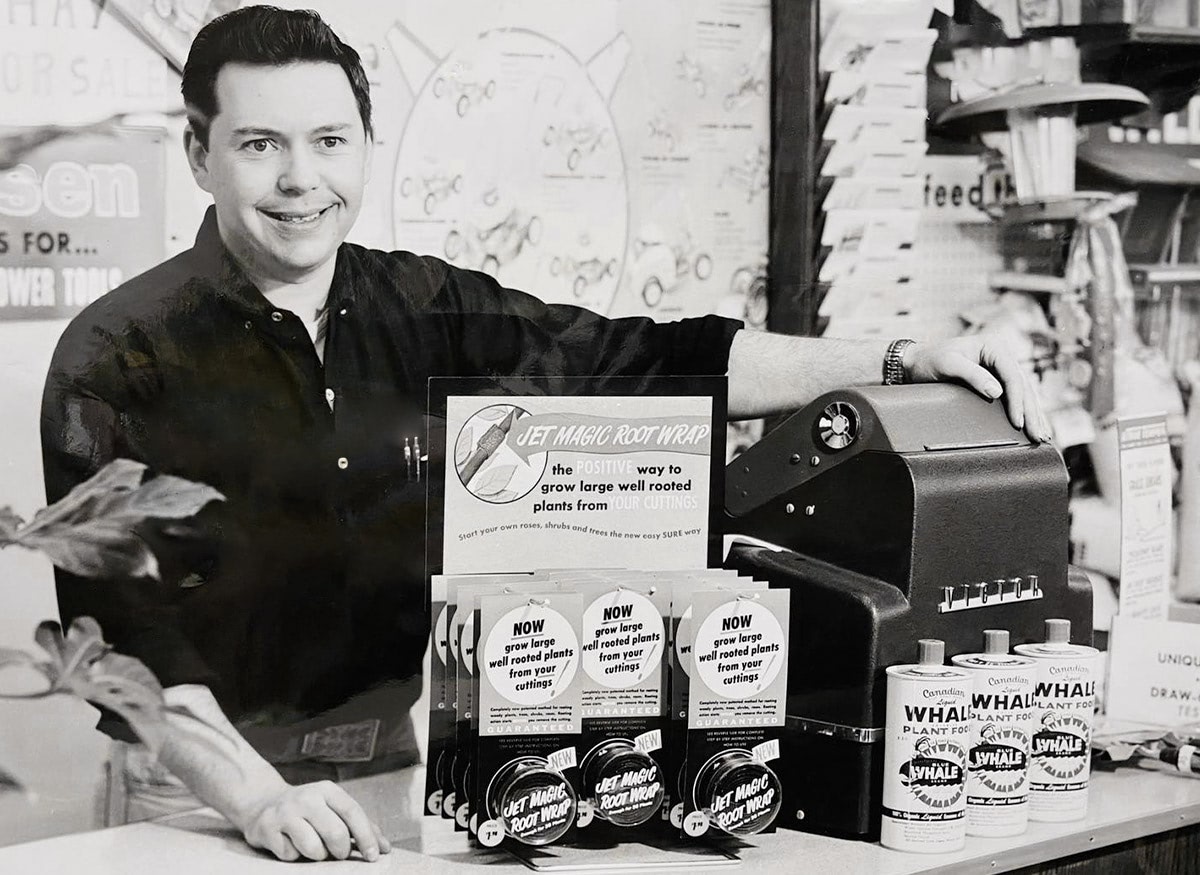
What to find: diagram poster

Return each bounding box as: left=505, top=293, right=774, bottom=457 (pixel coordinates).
left=441, top=391, right=719, bottom=574
left=380, top=0, right=769, bottom=325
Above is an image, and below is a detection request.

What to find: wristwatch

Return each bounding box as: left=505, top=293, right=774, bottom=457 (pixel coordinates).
left=882, top=338, right=917, bottom=385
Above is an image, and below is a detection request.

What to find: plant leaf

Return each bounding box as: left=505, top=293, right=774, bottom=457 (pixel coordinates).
left=9, top=460, right=221, bottom=581
left=473, top=465, right=516, bottom=497
left=19, top=521, right=159, bottom=580
left=117, top=475, right=225, bottom=520
left=0, top=766, right=26, bottom=797
left=0, top=647, right=38, bottom=672
left=21, top=459, right=148, bottom=537
left=476, top=405, right=512, bottom=422
left=455, top=427, right=474, bottom=468
left=0, top=507, right=22, bottom=544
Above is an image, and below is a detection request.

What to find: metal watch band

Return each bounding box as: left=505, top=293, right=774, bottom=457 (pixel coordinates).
left=883, top=338, right=916, bottom=385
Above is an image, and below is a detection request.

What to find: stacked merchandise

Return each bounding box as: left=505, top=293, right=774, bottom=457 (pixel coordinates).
left=815, top=1, right=938, bottom=337
left=425, top=568, right=790, bottom=856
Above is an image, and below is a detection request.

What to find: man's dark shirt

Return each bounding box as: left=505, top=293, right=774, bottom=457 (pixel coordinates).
left=40, top=210, right=741, bottom=733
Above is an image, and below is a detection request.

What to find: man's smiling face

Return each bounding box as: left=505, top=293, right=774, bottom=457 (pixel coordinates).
left=187, top=61, right=372, bottom=285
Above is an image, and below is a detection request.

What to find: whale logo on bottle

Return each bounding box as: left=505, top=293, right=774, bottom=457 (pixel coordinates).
left=899, top=738, right=967, bottom=808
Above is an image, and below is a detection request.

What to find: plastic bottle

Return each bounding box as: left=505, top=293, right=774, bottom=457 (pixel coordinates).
left=881, top=639, right=973, bottom=853
left=951, top=629, right=1038, bottom=836
left=1013, top=619, right=1100, bottom=822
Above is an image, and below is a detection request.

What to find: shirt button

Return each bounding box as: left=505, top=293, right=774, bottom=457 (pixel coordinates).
left=271, top=311, right=284, bottom=323
left=325, top=388, right=336, bottom=403
left=243, top=320, right=252, bottom=330
left=337, top=456, right=349, bottom=470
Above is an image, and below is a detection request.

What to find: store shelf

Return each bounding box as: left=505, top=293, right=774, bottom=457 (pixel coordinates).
left=4, top=765, right=1200, bottom=874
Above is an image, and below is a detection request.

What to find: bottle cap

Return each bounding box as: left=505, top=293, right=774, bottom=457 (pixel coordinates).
left=983, top=629, right=1010, bottom=654
left=1045, top=618, right=1071, bottom=645
left=918, top=639, right=945, bottom=665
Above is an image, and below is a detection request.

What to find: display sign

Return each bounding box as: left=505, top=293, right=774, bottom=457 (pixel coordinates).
left=1117, top=414, right=1173, bottom=621
left=1107, top=616, right=1200, bottom=727
left=0, top=125, right=165, bottom=320
left=432, top=377, right=725, bottom=575
left=0, top=12, right=176, bottom=127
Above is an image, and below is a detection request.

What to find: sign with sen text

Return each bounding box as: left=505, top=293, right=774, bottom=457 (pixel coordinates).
left=0, top=125, right=164, bottom=320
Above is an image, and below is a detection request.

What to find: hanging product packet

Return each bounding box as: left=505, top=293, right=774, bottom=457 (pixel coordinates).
left=439, top=577, right=464, bottom=820
left=569, top=575, right=672, bottom=833
left=679, top=586, right=789, bottom=840
left=664, top=573, right=764, bottom=830
left=473, top=590, right=585, bottom=849
left=448, top=575, right=534, bottom=830
left=465, top=579, right=574, bottom=839
left=426, top=575, right=453, bottom=817
left=663, top=571, right=754, bottom=829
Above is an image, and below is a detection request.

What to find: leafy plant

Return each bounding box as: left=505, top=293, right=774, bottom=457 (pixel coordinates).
left=0, top=459, right=225, bottom=796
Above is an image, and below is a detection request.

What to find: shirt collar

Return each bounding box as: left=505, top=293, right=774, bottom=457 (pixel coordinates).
left=190, top=206, right=355, bottom=316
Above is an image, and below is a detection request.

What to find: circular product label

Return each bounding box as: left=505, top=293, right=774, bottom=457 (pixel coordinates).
left=581, top=589, right=664, bottom=688
left=434, top=604, right=450, bottom=666
left=674, top=606, right=693, bottom=678
left=455, top=800, right=470, bottom=828
left=483, top=604, right=579, bottom=705
left=442, top=791, right=456, bottom=818
left=692, top=600, right=785, bottom=699
left=702, top=758, right=782, bottom=836
left=576, top=799, right=595, bottom=828
left=587, top=746, right=664, bottom=827
left=454, top=404, right=547, bottom=503
left=461, top=612, right=476, bottom=676
left=427, top=790, right=443, bottom=815
left=898, top=738, right=967, bottom=808
left=1030, top=714, right=1091, bottom=780
left=683, top=810, right=710, bottom=837
left=969, top=725, right=1029, bottom=794
left=477, top=819, right=505, bottom=848
left=494, top=766, right=577, bottom=846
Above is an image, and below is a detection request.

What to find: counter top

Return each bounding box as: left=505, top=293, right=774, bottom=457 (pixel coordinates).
left=2, top=764, right=1198, bottom=875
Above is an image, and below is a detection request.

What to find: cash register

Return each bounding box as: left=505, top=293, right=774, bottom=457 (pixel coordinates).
left=724, top=383, right=1092, bottom=839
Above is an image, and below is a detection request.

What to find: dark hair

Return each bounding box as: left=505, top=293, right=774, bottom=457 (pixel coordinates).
left=181, top=6, right=373, bottom=148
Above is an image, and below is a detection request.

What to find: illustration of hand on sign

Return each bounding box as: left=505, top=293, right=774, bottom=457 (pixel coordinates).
left=455, top=405, right=548, bottom=503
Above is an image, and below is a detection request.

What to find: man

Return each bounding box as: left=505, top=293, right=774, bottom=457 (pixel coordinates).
left=41, top=5, right=1049, bottom=864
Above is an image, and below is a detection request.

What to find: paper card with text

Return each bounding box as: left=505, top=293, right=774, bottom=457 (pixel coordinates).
left=1117, top=414, right=1173, bottom=621
left=1106, top=615, right=1200, bottom=727
left=434, top=381, right=723, bottom=575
